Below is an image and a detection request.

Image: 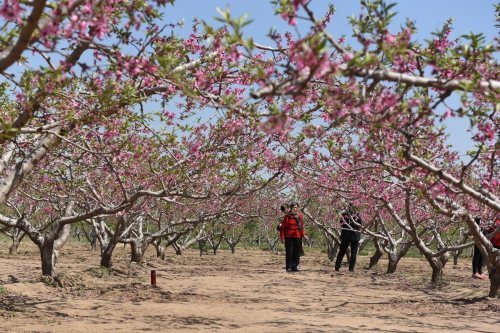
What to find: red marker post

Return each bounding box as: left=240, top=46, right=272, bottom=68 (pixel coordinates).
left=151, top=270, right=157, bottom=286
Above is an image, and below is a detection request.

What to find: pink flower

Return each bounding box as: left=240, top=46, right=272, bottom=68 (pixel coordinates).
left=408, top=98, right=421, bottom=108
left=385, top=33, right=396, bottom=44
left=343, top=53, right=354, bottom=62
left=292, top=0, right=306, bottom=10
left=316, top=54, right=331, bottom=78
left=440, top=109, right=453, bottom=121
left=0, top=0, right=24, bottom=23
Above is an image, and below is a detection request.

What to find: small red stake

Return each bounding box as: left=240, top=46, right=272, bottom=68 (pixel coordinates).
left=151, top=270, right=156, bottom=286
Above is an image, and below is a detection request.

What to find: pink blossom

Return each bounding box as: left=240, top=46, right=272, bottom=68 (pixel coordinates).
left=292, top=0, right=306, bottom=10
left=475, top=122, right=495, bottom=143
left=439, top=109, right=453, bottom=121
left=0, top=0, right=24, bottom=23
left=316, top=54, right=331, bottom=78
left=343, top=53, right=354, bottom=62
left=385, top=33, right=396, bottom=44
left=408, top=98, right=421, bottom=108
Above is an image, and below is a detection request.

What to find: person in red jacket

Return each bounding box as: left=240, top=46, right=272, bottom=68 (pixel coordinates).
left=489, top=218, right=500, bottom=248
left=486, top=218, right=500, bottom=281
left=280, top=202, right=305, bottom=272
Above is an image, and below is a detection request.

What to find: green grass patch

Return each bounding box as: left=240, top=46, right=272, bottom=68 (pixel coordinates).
left=86, top=266, right=111, bottom=278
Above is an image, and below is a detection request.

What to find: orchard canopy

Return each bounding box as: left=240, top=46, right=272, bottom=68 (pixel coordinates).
left=0, top=0, right=498, bottom=295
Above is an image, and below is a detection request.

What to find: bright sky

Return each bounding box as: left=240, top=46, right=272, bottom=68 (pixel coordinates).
left=165, top=0, right=498, bottom=43
left=161, top=1, right=497, bottom=158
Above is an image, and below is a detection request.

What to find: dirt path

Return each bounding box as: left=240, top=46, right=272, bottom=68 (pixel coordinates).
left=0, top=242, right=498, bottom=332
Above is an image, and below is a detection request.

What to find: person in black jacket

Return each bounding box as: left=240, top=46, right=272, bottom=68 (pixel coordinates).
left=472, top=217, right=487, bottom=279
left=335, top=204, right=362, bottom=272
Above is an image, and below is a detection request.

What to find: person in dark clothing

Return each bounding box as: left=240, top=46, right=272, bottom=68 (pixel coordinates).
left=335, top=204, right=362, bottom=272
left=280, top=202, right=305, bottom=272
left=472, top=217, right=487, bottom=279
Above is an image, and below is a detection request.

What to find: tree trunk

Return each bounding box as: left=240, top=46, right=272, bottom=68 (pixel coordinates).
left=266, top=236, right=279, bottom=251
left=100, top=241, right=117, bottom=268
left=453, top=251, right=459, bottom=267
left=430, top=262, right=444, bottom=284
left=39, top=224, right=70, bottom=277
left=387, top=253, right=399, bottom=274
left=327, top=241, right=339, bottom=262
left=9, top=238, right=20, bottom=255
left=366, top=247, right=383, bottom=270
left=153, top=241, right=165, bottom=260
left=40, top=241, right=56, bottom=276
left=130, top=242, right=143, bottom=264
left=8, top=229, right=26, bottom=255
left=230, top=244, right=236, bottom=254
left=130, top=240, right=150, bottom=264
left=85, top=231, right=97, bottom=252
left=172, top=242, right=182, bottom=255
left=198, top=240, right=207, bottom=256
left=450, top=246, right=464, bottom=268
left=488, top=267, right=499, bottom=298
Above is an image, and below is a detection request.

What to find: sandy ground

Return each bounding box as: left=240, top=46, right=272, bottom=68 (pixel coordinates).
left=0, top=241, right=498, bottom=333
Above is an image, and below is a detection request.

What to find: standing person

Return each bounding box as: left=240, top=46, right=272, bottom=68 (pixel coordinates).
left=280, top=202, right=305, bottom=272
left=335, top=204, right=362, bottom=272
left=277, top=204, right=288, bottom=270
left=486, top=218, right=500, bottom=281
left=472, top=217, right=487, bottom=279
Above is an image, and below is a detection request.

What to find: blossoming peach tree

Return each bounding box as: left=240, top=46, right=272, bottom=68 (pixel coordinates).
left=0, top=0, right=498, bottom=296
left=216, top=0, right=498, bottom=294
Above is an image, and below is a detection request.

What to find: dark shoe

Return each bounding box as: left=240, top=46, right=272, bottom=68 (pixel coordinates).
left=291, top=267, right=299, bottom=272
left=286, top=268, right=292, bottom=272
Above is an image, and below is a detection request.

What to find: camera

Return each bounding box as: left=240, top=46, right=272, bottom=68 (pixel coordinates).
left=280, top=204, right=289, bottom=213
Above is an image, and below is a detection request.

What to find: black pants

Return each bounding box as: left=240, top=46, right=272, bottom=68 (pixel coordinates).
left=472, top=245, right=483, bottom=274
left=285, top=237, right=301, bottom=271
left=335, top=237, right=359, bottom=271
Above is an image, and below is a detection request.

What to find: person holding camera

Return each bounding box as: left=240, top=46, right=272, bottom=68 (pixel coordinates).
left=335, top=204, right=362, bottom=272
left=280, top=202, right=305, bottom=272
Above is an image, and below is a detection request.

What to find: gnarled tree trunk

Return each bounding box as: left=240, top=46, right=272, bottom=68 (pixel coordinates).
left=366, top=239, right=383, bottom=270
left=40, top=240, right=55, bottom=276
left=129, top=238, right=151, bottom=264
left=387, top=253, right=400, bottom=274
left=489, top=266, right=499, bottom=298
left=152, top=239, right=165, bottom=260
left=431, top=261, right=444, bottom=284
left=39, top=224, right=71, bottom=276
left=6, top=228, right=27, bottom=255
left=100, top=240, right=118, bottom=268
left=225, top=232, right=243, bottom=254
